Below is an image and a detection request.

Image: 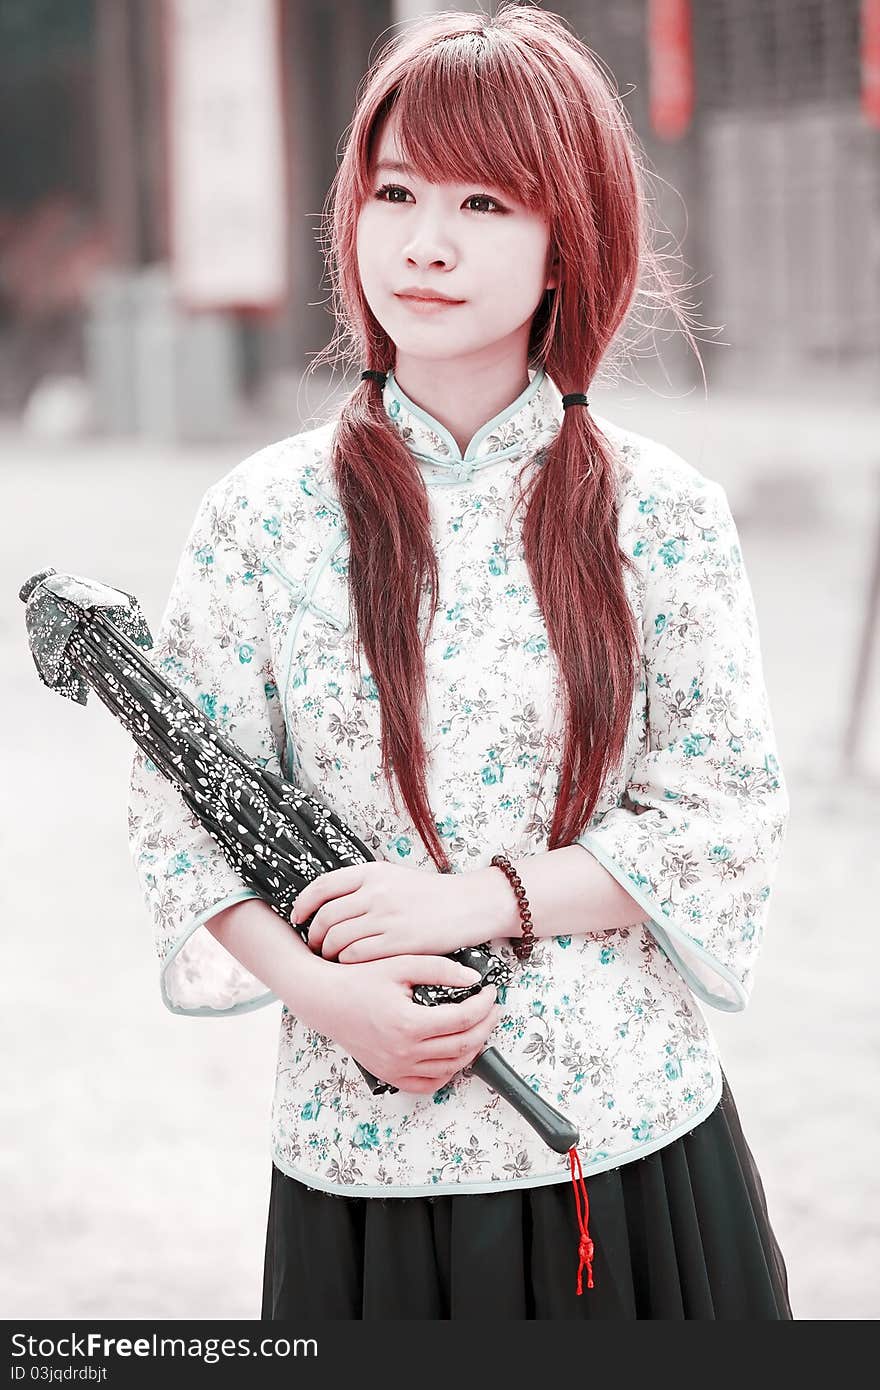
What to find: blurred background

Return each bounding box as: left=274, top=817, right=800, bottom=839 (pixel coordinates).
left=2, top=0, right=878, bottom=1321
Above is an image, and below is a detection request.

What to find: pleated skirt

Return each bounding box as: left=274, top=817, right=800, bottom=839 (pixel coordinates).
left=261, top=1071, right=793, bottom=1320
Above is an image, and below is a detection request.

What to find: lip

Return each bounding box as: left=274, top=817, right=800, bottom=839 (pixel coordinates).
left=395, top=291, right=465, bottom=315
left=397, top=286, right=467, bottom=303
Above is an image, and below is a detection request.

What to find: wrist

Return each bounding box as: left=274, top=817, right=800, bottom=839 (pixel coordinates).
left=489, top=855, right=536, bottom=960
left=466, top=865, right=522, bottom=941
left=282, top=949, right=337, bottom=1030
left=205, top=896, right=339, bottom=1024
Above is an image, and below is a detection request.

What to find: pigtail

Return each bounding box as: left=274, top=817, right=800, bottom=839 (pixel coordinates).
left=332, top=371, right=453, bottom=873
left=517, top=398, right=641, bottom=849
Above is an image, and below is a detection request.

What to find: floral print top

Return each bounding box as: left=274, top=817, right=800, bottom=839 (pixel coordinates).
left=127, top=366, right=789, bottom=1197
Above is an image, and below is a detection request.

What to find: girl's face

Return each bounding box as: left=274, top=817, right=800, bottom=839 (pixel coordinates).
left=356, top=114, right=557, bottom=370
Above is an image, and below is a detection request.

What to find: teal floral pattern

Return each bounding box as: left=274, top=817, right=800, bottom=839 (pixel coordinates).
left=127, top=368, right=789, bottom=1197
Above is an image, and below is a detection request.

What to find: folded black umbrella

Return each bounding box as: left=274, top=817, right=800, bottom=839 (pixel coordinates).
left=20, top=568, right=579, bottom=1155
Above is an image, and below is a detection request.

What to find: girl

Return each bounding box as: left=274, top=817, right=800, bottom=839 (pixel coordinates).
left=128, top=5, right=793, bottom=1320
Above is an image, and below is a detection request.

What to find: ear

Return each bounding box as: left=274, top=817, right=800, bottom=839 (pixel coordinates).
left=545, top=250, right=560, bottom=292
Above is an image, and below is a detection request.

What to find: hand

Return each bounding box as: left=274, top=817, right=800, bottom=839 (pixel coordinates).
left=305, top=954, right=503, bottom=1095
left=292, top=860, right=482, bottom=963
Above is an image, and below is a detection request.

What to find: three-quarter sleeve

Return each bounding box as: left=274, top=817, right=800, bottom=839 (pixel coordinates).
left=577, top=472, right=790, bottom=1011
left=127, top=478, right=288, bottom=1016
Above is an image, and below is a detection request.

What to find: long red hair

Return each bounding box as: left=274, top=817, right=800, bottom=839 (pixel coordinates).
left=310, top=4, right=701, bottom=872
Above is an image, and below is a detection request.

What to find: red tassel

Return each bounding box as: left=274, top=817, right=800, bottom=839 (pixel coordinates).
left=568, top=1145, right=595, bottom=1294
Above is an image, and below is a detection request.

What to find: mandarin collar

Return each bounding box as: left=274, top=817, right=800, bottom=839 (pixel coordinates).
left=381, top=366, right=564, bottom=485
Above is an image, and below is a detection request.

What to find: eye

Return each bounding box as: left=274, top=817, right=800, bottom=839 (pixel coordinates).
left=375, top=183, right=413, bottom=204
left=374, top=183, right=504, bottom=214
left=464, top=194, right=503, bottom=214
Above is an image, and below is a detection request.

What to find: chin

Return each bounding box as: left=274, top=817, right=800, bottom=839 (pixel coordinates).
left=398, top=340, right=481, bottom=365
left=389, top=324, right=467, bottom=349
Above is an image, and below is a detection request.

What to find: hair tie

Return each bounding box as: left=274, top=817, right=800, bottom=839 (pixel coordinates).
left=361, top=369, right=387, bottom=387
left=561, top=392, right=590, bottom=410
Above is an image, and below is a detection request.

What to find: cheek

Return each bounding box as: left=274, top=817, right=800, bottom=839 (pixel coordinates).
left=355, top=212, right=372, bottom=286
left=355, top=210, right=382, bottom=293
left=478, top=228, right=551, bottom=310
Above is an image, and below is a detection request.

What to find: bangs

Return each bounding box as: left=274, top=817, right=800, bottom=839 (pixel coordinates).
left=361, top=35, right=554, bottom=212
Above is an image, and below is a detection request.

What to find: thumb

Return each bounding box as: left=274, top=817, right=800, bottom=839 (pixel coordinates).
left=397, top=955, right=482, bottom=990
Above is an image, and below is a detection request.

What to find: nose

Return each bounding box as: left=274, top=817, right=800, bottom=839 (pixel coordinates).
left=402, top=214, right=458, bottom=272
left=405, top=246, right=457, bottom=273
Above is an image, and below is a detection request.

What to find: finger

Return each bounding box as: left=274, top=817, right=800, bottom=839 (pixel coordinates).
left=304, top=894, right=369, bottom=951
left=337, top=937, right=386, bottom=964
left=410, top=983, right=498, bottom=1040
left=318, top=913, right=374, bottom=959
left=396, top=955, right=484, bottom=992
left=391, top=1077, right=442, bottom=1096
left=407, top=985, right=495, bottom=1038
left=402, top=1063, right=461, bottom=1081
left=292, top=869, right=366, bottom=929
left=415, top=1005, right=504, bottom=1063
left=422, top=1001, right=503, bottom=1057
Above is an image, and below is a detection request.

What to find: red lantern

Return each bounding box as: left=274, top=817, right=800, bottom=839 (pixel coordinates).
left=648, top=0, right=694, bottom=142
left=862, top=0, right=880, bottom=127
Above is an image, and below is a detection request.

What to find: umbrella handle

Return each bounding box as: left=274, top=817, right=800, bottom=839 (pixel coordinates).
left=353, top=1047, right=579, bottom=1155
left=469, top=1047, right=580, bottom=1154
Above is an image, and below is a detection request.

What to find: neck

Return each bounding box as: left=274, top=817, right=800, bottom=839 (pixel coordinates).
left=392, top=350, right=532, bottom=457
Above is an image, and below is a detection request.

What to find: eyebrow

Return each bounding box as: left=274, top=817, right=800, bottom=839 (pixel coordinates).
left=374, top=160, right=418, bottom=176
left=372, top=159, right=509, bottom=198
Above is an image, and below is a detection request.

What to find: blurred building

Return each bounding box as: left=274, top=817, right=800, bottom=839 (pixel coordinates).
left=0, top=0, right=876, bottom=436
left=0, top=1, right=104, bottom=413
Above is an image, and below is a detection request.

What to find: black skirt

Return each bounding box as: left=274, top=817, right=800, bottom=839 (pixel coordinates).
left=261, top=1070, right=792, bottom=1320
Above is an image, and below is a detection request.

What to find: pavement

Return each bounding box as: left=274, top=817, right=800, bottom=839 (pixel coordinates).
left=2, top=376, right=879, bottom=1321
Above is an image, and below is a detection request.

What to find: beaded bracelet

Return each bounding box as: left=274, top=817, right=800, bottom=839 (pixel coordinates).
left=490, top=853, right=535, bottom=961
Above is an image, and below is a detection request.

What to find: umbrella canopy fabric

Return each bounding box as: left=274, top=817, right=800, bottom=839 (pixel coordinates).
left=20, top=568, right=579, bottom=1154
